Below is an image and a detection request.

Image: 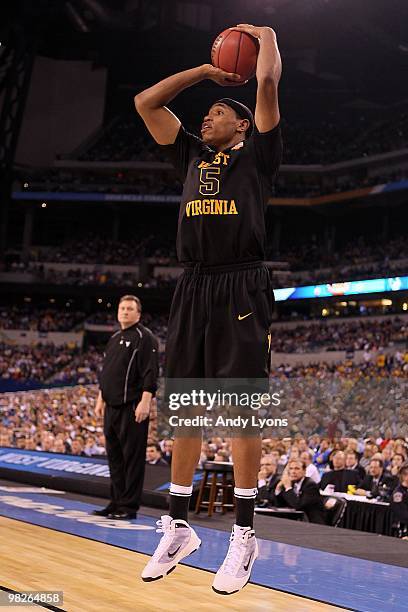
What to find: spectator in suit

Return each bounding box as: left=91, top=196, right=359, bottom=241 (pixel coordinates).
left=320, top=450, right=360, bottom=493
left=300, top=450, right=321, bottom=484
left=356, top=458, right=399, bottom=501
left=146, top=443, right=168, bottom=466
left=161, top=439, right=173, bottom=465
left=270, top=448, right=286, bottom=475
left=345, top=449, right=366, bottom=480
left=275, top=459, right=326, bottom=524
left=256, top=455, right=280, bottom=506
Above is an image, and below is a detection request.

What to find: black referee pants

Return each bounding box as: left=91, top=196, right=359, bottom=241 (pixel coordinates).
left=104, top=400, right=149, bottom=513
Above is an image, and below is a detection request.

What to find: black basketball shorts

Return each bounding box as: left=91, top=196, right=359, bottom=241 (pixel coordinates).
left=165, top=261, right=274, bottom=379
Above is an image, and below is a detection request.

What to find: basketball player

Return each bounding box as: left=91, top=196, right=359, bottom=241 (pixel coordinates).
left=135, top=24, right=282, bottom=594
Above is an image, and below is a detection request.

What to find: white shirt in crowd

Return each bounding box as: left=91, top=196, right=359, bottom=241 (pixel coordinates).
left=306, top=463, right=321, bottom=484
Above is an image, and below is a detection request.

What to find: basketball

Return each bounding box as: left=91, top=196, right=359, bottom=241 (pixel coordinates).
left=211, top=28, right=259, bottom=85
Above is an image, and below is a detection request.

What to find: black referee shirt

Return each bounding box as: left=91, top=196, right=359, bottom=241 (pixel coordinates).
left=99, top=322, right=159, bottom=407
left=161, top=123, right=282, bottom=265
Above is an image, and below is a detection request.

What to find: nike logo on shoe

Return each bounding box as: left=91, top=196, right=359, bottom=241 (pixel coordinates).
left=167, top=545, right=181, bottom=558
left=238, top=312, right=253, bottom=321
left=243, top=552, right=253, bottom=572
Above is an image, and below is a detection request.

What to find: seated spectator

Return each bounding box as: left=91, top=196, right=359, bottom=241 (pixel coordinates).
left=41, top=434, right=56, bottom=452
left=300, top=450, right=321, bottom=484
left=393, top=441, right=408, bottom=461
left=388, top=453, right=406, bottom=477
left=390, top=463, right=408, bottom=533
left=275, top=459, right=326, bottom=524
left=0, top=431, right=12, bottom=447
left=24, top=437, right=37, bottom=451
left=381, top=444, right=393, bottom=471
left=83, top=435, right=102, bottom=457
left=320, top=450, right=360, bottom=493
left=359, top=441, right=378, bottom=471
left=269, top=448, right=286, bottom=475
left=15, top=435, right=27, bottom=449
left=256, top=456, right=280, bottom=506
left=52, top=439, right=67, bottom=454
left=309, top=434, right=321, bottom=452
left=288, top=446, right=301, bottom=461
left=161, top=439, right=173, bottom=465
left=356, top=458, right=399, bottom=501
left=313, top=439, right=332, bottom=470
left=344, top=438, right=360, bottom=456
left=296, top=439, right=311, bottom=454
left=70, top=437, right=85, bottom=456
left=345, top=449, right=366, bottom=480
left=146, top=443, right=168, bottom=466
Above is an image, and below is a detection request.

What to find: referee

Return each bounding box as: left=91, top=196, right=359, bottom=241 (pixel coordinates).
left=93, top=295, right=159, bottom=520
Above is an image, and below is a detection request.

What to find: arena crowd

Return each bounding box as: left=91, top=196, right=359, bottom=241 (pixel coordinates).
left=74, top=107, right=408, bottom=166
left=4, top=231, right=406, bottom=290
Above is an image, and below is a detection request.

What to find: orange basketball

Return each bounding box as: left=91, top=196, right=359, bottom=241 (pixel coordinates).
left=211, top=28, right=259, bottom=85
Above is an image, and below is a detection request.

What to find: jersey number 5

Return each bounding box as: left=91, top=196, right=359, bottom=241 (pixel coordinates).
left=199, top=166, right=220, bottom=196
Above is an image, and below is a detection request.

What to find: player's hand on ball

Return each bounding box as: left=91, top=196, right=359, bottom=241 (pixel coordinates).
left=234, top=24, right=274, bottom=39
left=135, top=399, right=150, bottom=423
left=204, top=64, right=243, bottom=86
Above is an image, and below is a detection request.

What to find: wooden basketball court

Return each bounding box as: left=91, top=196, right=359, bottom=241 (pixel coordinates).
left=1, top=517, right=344, bottom=611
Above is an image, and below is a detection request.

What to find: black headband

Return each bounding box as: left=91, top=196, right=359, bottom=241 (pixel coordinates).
left=215, top=98, right=254, bottom=136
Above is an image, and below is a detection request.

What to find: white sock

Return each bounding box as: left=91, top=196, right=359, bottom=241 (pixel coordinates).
left=169, top=483, right=193, bottom=496
left=234, top=486, right=257, bottom=499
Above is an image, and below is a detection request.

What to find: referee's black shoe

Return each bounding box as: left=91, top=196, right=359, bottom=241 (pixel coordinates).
left=92, top=505, right=116, bottom=517
left=107, top=511, right=137, bottom=520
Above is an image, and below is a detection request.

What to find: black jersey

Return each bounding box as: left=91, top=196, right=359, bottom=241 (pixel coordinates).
left=161, top=123, right=282, bottom=265
left=99, top=322, right=159, bottom=406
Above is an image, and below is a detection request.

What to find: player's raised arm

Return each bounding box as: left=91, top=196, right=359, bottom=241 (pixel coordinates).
left=234, top=25, right=282, bottom=133
left=134, top=65, right=242, bottom=145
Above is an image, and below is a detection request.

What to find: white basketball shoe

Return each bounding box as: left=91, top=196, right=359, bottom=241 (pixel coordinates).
left=212, top=525, right=258, bottom=595
left=141, top=515, right=201, bottom=582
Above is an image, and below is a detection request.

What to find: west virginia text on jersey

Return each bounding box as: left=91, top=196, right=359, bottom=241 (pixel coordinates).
left=161, top=124, right=282, bottom=265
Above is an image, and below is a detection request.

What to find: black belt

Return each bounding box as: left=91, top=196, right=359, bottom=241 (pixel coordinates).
left=182, top=260, right=264, bottom=275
